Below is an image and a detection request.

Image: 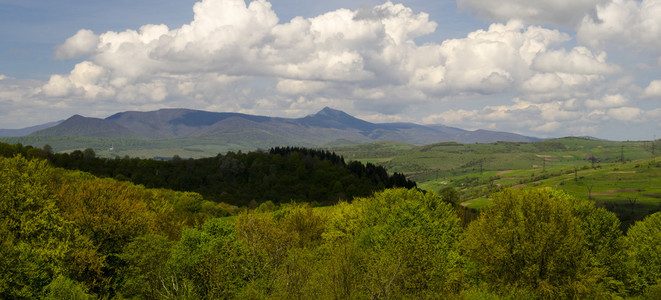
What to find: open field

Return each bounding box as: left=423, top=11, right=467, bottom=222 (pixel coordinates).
left=334, top=137, right=658, bottom=182
left=333, top=137, right=661, bottom=229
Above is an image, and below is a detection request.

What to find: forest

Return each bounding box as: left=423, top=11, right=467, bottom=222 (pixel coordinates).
left=1, top=141, right=661, bottom=299
left=0, top=143, right=415, bottom=207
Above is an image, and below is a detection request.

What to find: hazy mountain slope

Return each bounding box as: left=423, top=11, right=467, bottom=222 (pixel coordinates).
left=106, top=108, right=278, bottom=139
left=0, top=121, right=63, bottom=137
left=26, top=107, right=541, bottom=147
left=30, top=115, right=137, bottom=138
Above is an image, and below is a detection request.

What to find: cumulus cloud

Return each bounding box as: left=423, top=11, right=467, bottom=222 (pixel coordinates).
left=585, top=94, right=629, bottom=108
left=54, top=29, right=99, bottom=59
left=607, top=106, right=642, bottom=121
left=276, top=79, right=327, bottom=95
left=8, top=0, right=652, bottom=140
left=43, top=1, right=441, bottom=103
left=406, top=21, right=577, bottom=95
left=457, top=0, right=609, bottom=27
left=643, top=80, right=661, bottom=98
left=420, top=95, right=655, bottom=138
left=44, top=0, right=613, bottom=109
left=531, top=47, right=620, bottom=75
left=578, top=0, right=661, bottom=54
left=422, top=99, right=578, bottom=129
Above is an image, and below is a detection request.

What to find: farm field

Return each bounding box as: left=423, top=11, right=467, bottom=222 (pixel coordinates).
left=334, top=137, right=661, bottom=229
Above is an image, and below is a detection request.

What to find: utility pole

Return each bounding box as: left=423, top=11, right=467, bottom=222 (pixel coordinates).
left=479, top=159, right=483, bottom=175
left=652, top=135, right=657, bottom=165
left=542, top=158, right=546, bottom=172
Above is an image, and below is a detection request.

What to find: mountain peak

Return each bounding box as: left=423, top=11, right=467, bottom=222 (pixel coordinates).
left=302, top=107, right=377, bottom=131
left=314, top=107, right=349, bottom=117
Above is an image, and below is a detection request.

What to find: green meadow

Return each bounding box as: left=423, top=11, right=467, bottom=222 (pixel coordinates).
left=334, top=137, right=661, bottom=228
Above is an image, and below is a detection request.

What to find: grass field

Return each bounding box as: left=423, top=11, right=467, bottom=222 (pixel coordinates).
left=333, top=137, right=661, bottom=229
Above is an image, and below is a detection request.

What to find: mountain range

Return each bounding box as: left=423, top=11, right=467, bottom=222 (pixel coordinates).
left=0, top=120, right=62, bottom=137
left=5, top=107, right=540, bottom=149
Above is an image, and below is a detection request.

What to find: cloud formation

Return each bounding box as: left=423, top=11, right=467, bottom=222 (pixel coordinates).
left=643, top=80, right=661, bottom=98
left=0, top=0, right=658, bottom=140
left=45, top=0, right=618, bottom=111
left=54, top=29, right=99, bottom=60
left=457, top=0, right=610, bottom=27
left=578, top=0, right=661, bottom=55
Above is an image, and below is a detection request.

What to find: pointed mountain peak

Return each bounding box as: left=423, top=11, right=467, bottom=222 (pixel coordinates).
left=302, top=107, right=376, bottom=131
left=313, top=107, right=353, bottom=118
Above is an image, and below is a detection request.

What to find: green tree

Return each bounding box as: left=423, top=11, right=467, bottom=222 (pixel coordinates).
left=0, top=156, right=71, bottom=298
left=625, top=211, right=661, bottom=295
left=42, top=276, right=94, bottom=300
left=82, top=148, right=95, bottom=161
left=322, top=188, right=462, bottom=298
left=460, top=188, right=622, bottom=298
left=118, top=234, right=175, bottom=299
left=439, top=186, right=460, bottom=206
left=168, top=218, right=247, bottom=299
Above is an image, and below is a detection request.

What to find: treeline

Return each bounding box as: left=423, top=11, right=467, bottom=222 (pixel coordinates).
left=0, top=142, right=415, bottom=206
left=2, top=156, right=660, bottom=299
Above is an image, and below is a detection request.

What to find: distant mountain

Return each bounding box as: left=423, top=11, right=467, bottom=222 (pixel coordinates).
left=0, top=120, right=63, bottom=137
left=29, top=107, right=541, bottom=147
left=31, top=115, right=138, bottom=138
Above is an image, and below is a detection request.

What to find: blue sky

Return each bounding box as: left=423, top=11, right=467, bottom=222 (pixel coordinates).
left=1, top=0, right=660, bottom=141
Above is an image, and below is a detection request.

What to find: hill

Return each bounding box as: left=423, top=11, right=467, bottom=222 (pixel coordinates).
left=2, top=107, right=540, bottom=156
left=32, top=115, right=138, bottom=138
left=331, top=137, right=661, bottom=229
left=0, top=120, right=62, bottom=137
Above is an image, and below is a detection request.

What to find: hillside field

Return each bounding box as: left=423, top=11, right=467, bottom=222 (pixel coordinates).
left=333, top=137, right=661, bottom=228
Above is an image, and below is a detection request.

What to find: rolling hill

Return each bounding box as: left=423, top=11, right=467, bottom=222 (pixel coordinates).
left=22, top=107, right=539, bottom=151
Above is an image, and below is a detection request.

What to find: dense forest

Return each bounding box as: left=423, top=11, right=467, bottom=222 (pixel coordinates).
left=0, top=142, right=415, bottom=206
left=2, top=142, right=661, bottom=299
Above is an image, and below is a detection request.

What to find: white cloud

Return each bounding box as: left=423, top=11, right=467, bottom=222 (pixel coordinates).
left=2, top=0, right=653, bottom=140
left=276, top=79, right=327, bottom=95
left=532, top=121, right=562, bottom=132
left=531, top=47, right=620, bottom=75
left=643, top=80, right=661, bottom=98
left=357, top=113, right=404, bottom=123
left=419, top=97, right=651, bottom=138
left=47, top=0, right=608, bottom=108
left=457, top=0, right=609, bottom=27
left=585, top=94, right=629, bottom=108
left=407, top=21, right=572, bottom=95
left=578, top=0, right=661, bottom=54
left=54, top=29, right=99, bottom=59
left=423, top=99, right=577, bottom=127
left=607, top=106, right=642, bottom=121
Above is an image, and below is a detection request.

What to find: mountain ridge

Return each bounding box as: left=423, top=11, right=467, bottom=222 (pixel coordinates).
left=27, top=107, right=541, bottom=147
left=0, top=120, right=64, bottom=137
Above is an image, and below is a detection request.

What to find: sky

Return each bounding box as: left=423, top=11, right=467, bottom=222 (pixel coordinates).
left=1, top=0, right=660, bottom=141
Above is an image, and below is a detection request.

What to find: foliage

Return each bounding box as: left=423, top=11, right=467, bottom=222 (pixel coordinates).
left=42, top=276, right=94, bottom=300
left=625, top=211, right=661, bottom=295
left=0, top=141, right=417, bottom=207
left=0, top=156, right=72, bottom=298
left=3, top=142, right=661, bottom=299
left=0, top=155, right=215, bottom=298
left=460, top=188, right=623, bottom=298
left=325, top=188, right=464, bottom=298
